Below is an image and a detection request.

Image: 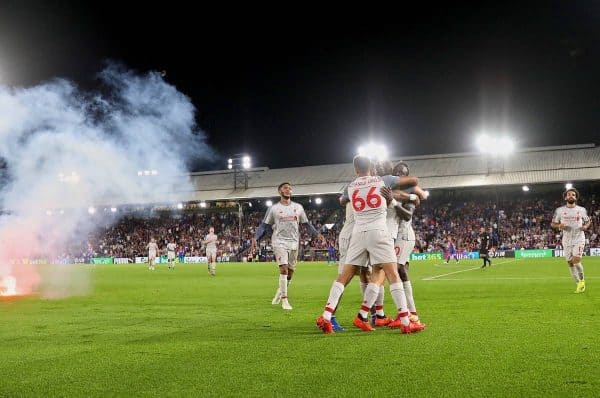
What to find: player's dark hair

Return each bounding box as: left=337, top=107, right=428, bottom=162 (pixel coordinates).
left=353, top=155, right=371, bottom=174
left=563, top=188, right=579, bottom=200
left=377, top=160, right=393, bottom=176
left=393, top=161, right=410, bottom=176
left=278, top=182, right=291, bottom=192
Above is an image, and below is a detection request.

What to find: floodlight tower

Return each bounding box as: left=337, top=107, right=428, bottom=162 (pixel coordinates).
left=228, top=154, right=251, bottom=191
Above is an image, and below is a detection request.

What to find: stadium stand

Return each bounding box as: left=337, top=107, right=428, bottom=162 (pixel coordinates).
left=59, top=144, right=600, bottom=263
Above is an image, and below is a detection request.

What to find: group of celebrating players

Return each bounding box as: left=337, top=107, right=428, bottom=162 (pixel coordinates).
left=251, top=155, right=429, bottom=334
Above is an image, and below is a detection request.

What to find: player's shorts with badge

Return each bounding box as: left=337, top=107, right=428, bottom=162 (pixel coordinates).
left=395, top=239, right=415, bottom=265
left=206, top=248, right=217, bottom=258
left=564, top=242, right=584, bottom=261
left=148, top=251, right=156, bottom=260
left=167, top=251, right=175, bottom=260
left=274, top=246, right=298, bottom=269
left=346, top=229, right=396, bottom=267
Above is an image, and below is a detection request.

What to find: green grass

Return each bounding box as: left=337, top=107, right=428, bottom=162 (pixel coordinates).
left=1, top=257, right=599, bottom=397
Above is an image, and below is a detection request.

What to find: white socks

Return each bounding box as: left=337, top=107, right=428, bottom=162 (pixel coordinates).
left=359, top=283, right=380, bottom=318
left=374, top=285, right=385, bottom=316
left=390, top=282, right=410, bottom=326
left=279, top=274, right=288, bottom=299
left=323, top=281, right=345, bottom=320
left=403, top=281, right=416, bottom=313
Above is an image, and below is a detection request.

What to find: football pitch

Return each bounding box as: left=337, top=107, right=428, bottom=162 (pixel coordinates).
left=1, top=258, right=599, bottom=397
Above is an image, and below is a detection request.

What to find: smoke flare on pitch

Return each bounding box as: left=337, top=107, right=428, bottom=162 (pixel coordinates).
left=0, top=63, right=213, bottom=298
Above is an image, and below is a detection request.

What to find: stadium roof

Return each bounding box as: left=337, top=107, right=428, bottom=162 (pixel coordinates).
left=133, top=143, right=600, bottom=203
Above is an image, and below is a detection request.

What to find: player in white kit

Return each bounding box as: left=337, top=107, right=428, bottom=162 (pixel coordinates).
left=146, top=238, right=159, bottom=271
left=251, top=182, right=322, bottom=310
left=551, top=188, right=591, bottom=293
left=166, top=241, right=177, bottom=270
left=316, top=155, right=425, bottom=334
left=326, top=201, right=377, bottom=331
left=204, top=227, right=218, bottom=276
left=391, top=161, right=428, bottom=327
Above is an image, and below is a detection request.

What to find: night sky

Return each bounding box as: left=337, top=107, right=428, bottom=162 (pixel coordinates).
left=1, top=1, right=598, bottom=170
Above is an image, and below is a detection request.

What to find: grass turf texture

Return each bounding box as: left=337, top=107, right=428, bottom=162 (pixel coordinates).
left=1, top=258, right=599, bottom=397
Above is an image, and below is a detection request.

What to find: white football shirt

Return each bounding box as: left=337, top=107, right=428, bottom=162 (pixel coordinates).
left=263, top=201, right=308, bottom=250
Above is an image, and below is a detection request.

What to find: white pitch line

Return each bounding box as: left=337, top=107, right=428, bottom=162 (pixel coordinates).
left=423, top=276, right=600, bottom=281
left=422, top=259, right=516, bottom=281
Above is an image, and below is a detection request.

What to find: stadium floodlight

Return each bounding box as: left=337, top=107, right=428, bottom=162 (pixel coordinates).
left=565, top=183, right=573, bottom=190
left=137, top=171, right=143, bottom=176
left=88, top=207, right=96, bottom=215
left=200, top=202, right=207, bottom=208
left=266, top=200, right=273, bottom=207
left=59, top=209, right=64, bottom=215
left=151, top=170, right=158, bottom=175
left=177, top=203, right=184, bottom=209
left=110, top=207, right=117, bottom=213
left=46, top=210, right=52, bottom=216
left=358, top=142, right=388, bottom=161
left=315, top=197, right=322, bottom=205
left=500, top=137, right=515, bottom=154
left=476, top=134, right=515, bottom=155
left=522, top=185, right=530, bottom=192
left=242, top=156, right=251, bottom=169
left=248, top=202, right=253, bottom=208
left=144, top=170, right=150, bottom=176
left=228, top=154, right=252, bottom=190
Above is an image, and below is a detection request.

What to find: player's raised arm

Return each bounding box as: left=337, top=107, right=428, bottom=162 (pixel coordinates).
left=382, top=175, right=418, bottom=190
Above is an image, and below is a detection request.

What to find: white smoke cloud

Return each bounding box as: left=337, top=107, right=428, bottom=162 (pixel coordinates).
left=0, top=63, right=214, bottom=297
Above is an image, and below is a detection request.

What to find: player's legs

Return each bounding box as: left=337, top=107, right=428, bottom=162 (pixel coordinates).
left=206, top=251, right=216, bottom=276
left=565, top=247, right=581, bottom=292
left=396, top=239, right=421, bottom=323
left=277, top=264, right=292, bottom=309
left=319, top=233, right=369, bottom=333
left=322, top=264, right=358, bottom=319
left=397, top=263, right=420, bottom=323
left=317, top=263, right=360, bottom=333
left=350, top=231, right=399, bottom=331
left=273, top=248, right=296, bottom=309
left=378, top=263, right=424, bottom=333
left=570, top=245, right=585, bottom=293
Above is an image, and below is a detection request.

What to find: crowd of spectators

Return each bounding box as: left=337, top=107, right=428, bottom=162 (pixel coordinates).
left=413, top=194, right=600, bottom=252
left=71, top=191, right=599, bottom=260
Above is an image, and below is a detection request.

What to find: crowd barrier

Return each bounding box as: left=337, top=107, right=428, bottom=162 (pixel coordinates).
left=8, top=248, right=600, bottom=264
